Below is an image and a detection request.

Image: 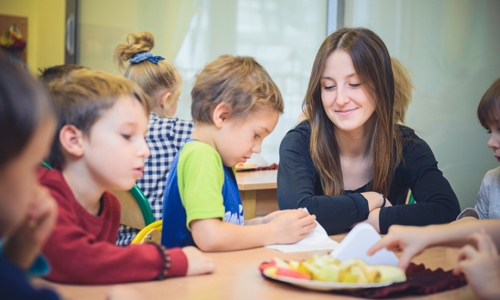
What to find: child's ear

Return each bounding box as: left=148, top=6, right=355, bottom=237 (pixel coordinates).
left=59, top=125, right=84, bottom=157
left=212, top=102, right=232, bottom=128
left=159, top=92, right=172, bottom=108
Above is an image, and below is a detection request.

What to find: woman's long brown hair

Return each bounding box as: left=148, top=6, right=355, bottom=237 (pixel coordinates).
left=304, top=27, right=402, bottom=196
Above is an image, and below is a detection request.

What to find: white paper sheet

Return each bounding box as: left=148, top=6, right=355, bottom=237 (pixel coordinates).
left=265, top=213, right=339, bottom=253
left=330, top=223, right=399, bottom=266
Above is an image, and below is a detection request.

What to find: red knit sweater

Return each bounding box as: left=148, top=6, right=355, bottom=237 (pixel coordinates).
left=38, top=168, right=188, bottom=284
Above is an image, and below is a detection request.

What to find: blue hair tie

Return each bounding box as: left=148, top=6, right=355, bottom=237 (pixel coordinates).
left=130, top=51, right=165, bottom=65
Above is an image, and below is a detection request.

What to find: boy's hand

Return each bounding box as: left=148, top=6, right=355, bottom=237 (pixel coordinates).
left=261, top=209, right=290, bottom=224
left=246, top=209, right=297, bottom=226
left=182, top=246, right=215, bottom=276
left=367, top=225, right=429, bottom=270
left=3, top=185, right=57, bottom=270
left=268, top=209, right=316, bottom=244
left=453, top=230, right=500, bottom=300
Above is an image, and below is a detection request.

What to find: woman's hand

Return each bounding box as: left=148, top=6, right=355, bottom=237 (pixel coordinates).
left=362, top=192, right=392, bottom=211
left=3, top=185, right=57, bottom=270
left=453, top=230, right=500, bottom=300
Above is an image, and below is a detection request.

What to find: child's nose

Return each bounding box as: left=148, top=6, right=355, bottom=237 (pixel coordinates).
left=252, top=142, right=261, bottom=154
left=487, top=135, right=499, bottom=149
left=138, top=138, right=151, bottom=158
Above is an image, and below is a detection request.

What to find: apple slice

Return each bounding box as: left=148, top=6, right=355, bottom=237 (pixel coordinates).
left=273, top=267, right=311, bottom=280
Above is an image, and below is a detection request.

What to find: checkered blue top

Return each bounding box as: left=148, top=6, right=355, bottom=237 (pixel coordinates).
left=116, top=112, right=193, bottom=246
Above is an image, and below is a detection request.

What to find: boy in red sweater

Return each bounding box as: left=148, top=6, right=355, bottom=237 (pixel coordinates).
left=39, top=69, right=214, bottom=284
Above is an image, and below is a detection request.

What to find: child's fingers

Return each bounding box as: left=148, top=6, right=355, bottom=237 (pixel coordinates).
left=396, top=246, right=423, bottom=271
left=298, top=217, right=316, bottom=230
left=29, top=187, right=58, bottom=243
left=368, top=234, right=403, bottom=255
left=297, top=215, right=316, bottom=227
left=305, top=219, right=317, bottom=229
left=27, top=186, right=53, bottom=218
left=457, top=244, right=477, bottom=262
left=201, top=257, right=216, bottom=274
left=452, top=257, right=473, bottom=276
left=398, top=256, right=411, bottom=271
left=468, top=230, right=497, bottom=254
left=367, top=238, right=392, bottom=255
left=296, top=220, right=317, bottom=237
left=269, top=210, right=288, bottom=217
left=452, top=264, right=464, bottom=276
left=292, top=209, right=310, bottom=218
left=183, top=246, right=216, bottom=275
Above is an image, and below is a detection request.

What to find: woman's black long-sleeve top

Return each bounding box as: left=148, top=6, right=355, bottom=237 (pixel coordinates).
left=277, top=121, right=461, bottom=235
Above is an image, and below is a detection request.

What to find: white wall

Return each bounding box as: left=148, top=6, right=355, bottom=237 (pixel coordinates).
left=344, top=0, right=500, bottom=208
left=79, top=0, right=327, bottom=166
left=172, top=0, right=327, bottom=165
left=78, top=0, right=500, bottom=208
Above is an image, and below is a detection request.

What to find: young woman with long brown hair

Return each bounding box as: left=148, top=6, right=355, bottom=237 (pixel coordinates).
left=278, top=27, right=461, bottom=234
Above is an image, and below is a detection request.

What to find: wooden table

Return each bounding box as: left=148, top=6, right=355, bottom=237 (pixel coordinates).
left=32, top=235, right=474, bottom=300
left=236, top=170, right=278, bottom=220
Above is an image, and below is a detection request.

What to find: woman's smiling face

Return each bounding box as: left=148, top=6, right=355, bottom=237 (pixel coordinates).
left=320, top=49, right=376, bottom=135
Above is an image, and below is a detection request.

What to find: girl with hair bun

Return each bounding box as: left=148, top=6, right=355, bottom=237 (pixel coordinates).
left=114, top=31, right=193, bottom=245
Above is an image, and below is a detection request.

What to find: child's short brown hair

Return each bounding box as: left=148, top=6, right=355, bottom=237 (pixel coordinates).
left=191, top=55, right=284, bottom=124
left=39, top=64, right=87, bottom=84
left=477, top=78, right=500, bottom=130
left=47, top=69, right=151, bottom=169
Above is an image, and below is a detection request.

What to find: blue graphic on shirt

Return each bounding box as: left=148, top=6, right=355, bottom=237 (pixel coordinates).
left=161, top=143, right=244, bottom=248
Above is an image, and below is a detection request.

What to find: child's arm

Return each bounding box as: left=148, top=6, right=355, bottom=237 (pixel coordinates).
left=244, top=209, right=290, bottom=225
left=41, top=183, right=212, bottom=284
left=368, top=219, right=500, bottom=270
left=3, top=186, right=57, bottom=270
left=191, top=209, right=316, bottom=251
left=452, top=230, right=500, bottom=300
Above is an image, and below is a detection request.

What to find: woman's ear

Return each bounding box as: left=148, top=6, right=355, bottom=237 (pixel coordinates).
left=212, top=102, right=231, bottom=129
left=59, top=125, right=84, bottom=158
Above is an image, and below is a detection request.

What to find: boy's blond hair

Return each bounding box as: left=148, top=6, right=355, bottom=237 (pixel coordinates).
left=47, top=69, right=151, bottom=169
left=392, top=57, right=413, bottom=124
left=191, top=55, right=284, bottom=124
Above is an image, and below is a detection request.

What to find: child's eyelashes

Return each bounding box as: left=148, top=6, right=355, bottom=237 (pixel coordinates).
left=121, top=134, right=132, bottom=140
left=323, top=85, right=336, bottom=91
left=349, top=83, right=361, bottom=88
left=254, top=133, right=261, bottom=139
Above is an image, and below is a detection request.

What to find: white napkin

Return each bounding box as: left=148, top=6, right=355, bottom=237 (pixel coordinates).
left=265, top=208, right=339, bottom=253
left=330, top=223, right=399, bottom=266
